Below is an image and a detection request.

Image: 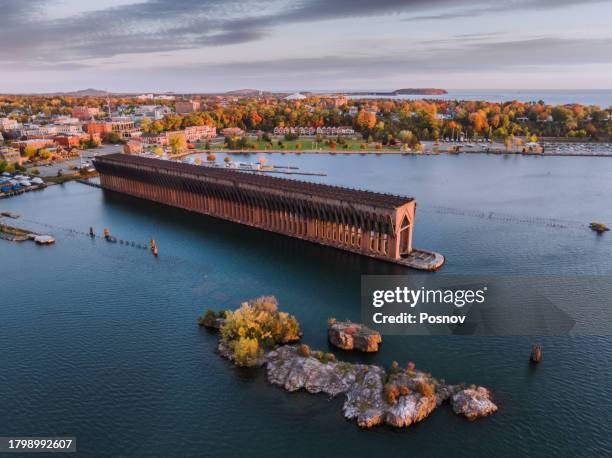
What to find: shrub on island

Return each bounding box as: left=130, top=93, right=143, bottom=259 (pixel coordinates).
left=297, top=344, right=311, bottom=357
left=197, top=309, right=227, bottom=328
left=219, top=296, right=301, bottom=366
left=414, top=379, right=436, bottom=397
left=384, top=384, right=400, bottom=405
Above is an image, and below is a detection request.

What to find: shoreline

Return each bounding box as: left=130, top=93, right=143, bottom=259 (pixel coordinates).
left=186, top=148, right=612, bottom=158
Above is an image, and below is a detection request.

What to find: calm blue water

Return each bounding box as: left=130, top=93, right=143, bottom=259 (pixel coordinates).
left=346, top=89, right=612, bottom=107
left=1, top=154, right=611, bottom=457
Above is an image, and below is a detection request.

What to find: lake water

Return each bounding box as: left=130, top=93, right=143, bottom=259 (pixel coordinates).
left=1, top=154, right=611, bottom=457
left=346, top=89, right=612, bottom=107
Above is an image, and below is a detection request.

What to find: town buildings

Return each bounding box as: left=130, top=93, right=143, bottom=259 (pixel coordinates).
left=12, top=139, right=54, bottom=151
left=84, top=121, right=113, bottom=137
left=0, top=147, right=21, bottom=165
left=221, top=127, right=244, bottom=137
left=133, top=105, right=172, bottom=121
left=137, top=94, right=175, bottom=101
left=175, top=100, right=201, bottom=114
left=285, top=93, right=307, bottom=101
left=0, top=118, right=21, bottom=131
left=124, top=140, right=143, bottom=154
left=72, top=106, right=100, bottom=121
left=184, top=125, right=216, bottom=142
left=139, top=132, right=172, bottom=146
left=108, top=117, right=139, bottom=139
left=331, top=96, right=348, bottom=107
left=52, top=133, right=91, bottom=148
left=273, top=126, right=355, bottom=136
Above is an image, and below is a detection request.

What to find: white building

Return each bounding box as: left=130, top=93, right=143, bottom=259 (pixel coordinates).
left=52, top=124, right=83, bottom=135
left=52, top=116, right=81, bottom=125
left=285, top=92, right=307, bottom=101
left=20, top=124, right=56, bottom=138
left=133, top=105, right=171, bottom=121
left=0, top=118, right=20, bottom=131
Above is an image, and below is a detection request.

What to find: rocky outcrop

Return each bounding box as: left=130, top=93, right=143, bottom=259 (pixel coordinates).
left=206, top=303, right=497, bottom=429
left=384, top=393, right=437, bottom=427
left=264, top=346, right=497, bottom=428
left=342, top=367, right=386, bottom=427
left=266, top=346, right=363, bottom=396
left=451, top=387, right=498, bottom=420
left=530, top=344, right=542, bottom=363
left=327, top=320, right=382, bottom=352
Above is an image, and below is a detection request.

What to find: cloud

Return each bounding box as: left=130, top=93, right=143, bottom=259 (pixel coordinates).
left=1, top=0, right=610, bottom=65
left=145, top=36, right=612, bottom=78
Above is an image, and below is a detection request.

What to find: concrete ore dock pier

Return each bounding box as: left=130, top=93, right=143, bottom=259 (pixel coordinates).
left=93, top=154, right=444, bottom=271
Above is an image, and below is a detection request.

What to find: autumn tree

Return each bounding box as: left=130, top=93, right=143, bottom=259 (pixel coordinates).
left=168, top=133, right=186, bottom=154
left=24, top=145, right=37, bottom=158
left=355, top=110, right=376, bottom=130
left=140, top=117, right=152, bottom=133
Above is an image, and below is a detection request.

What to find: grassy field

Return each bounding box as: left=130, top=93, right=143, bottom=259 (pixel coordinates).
left=198, top=138, right=371, bottom=151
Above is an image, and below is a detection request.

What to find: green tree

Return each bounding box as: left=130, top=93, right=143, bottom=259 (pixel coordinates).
left=106, top=132, right=124, bottom=144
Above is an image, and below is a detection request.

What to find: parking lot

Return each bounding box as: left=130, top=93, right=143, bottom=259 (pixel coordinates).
left=28, top=144, right=122, bottom=177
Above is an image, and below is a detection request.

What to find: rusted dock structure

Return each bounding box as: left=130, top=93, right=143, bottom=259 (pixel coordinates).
left=93, top=154, right=443, bottom=270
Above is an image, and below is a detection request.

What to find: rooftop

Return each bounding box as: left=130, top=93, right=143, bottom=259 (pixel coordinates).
left=94, top=153, right=413, bottom=209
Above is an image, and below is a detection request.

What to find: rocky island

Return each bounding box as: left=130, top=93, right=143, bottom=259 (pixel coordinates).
left=348, top=88, right=447, bottom=96
left=328, top=319, right=382, bottom=352
left=199, top=296, right=497, bottom=429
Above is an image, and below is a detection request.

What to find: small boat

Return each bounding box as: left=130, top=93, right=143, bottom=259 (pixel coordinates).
left=103, top=227, right=117, bottom=242
left=34, top=235, right=55, bottom=245
left=150, top=238, right=158, bottom=256
left=589, top=222, right=609, bottom=233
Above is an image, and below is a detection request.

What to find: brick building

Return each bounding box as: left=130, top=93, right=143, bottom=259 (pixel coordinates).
left=184, top=125, right=216, bottom=142
left=175, top=100, right=201, bottom=114
left=72, top=106, right=100, bottom=121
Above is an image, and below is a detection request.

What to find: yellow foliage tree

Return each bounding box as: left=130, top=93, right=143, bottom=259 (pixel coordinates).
left=168, top=133, right=187, bottom=155
left=232, top=337, right=260, bottom=366
left=219, top=296, right=300, bottom=367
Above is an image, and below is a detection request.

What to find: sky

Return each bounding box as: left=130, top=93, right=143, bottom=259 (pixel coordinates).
left=1, top=0, right=612, bottom=93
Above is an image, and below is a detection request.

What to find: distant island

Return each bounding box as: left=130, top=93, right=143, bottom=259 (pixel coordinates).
left=394, top=88, right=448, bottom=95
left=224, top=89, right=272, bottom=96
left=44, top=88, right=112, bottom=97
left=349, top=88, right=448, bottom=96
